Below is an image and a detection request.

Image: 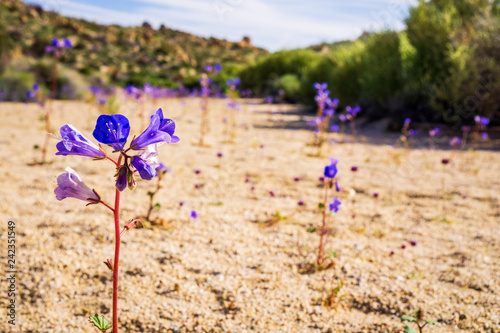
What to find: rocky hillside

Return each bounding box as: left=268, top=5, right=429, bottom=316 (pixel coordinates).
left=0, top=0, right=268, bottom=87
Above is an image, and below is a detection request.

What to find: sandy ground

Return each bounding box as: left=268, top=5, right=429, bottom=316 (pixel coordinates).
left=0, top=98, right=499, bottom=333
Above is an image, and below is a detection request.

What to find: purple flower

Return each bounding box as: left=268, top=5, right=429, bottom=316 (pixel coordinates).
left=346, top=106, right=361, bottom=115
left=475, top=116, right=489, bottom=127
left=318, top=176, right=325, bottom=183
left=327, top=98, right=339, bottom=108
left=217, top=152, right=223, bottom=158
left=314, top=82, right=328, bottom=91
left=194, top=169, right=201, bottom=174
left=325, top=109, right=335, bottom=117
left=226, top=77, right=240, bottom=89
left=245, top=177, right=250, bottom=183
left=441, top=158, right=450, bottom=165
left=179, top=201, right=185, bottom=207
left=404, top=118, right=411, bottom=126
left=205, top=64, right=213, bottom=72
left=115, top=166, right=129, bottom=192
left=329, top=197, right=342, bottom=213
left=93, top=115, right=130, bottom=151
left=89, top=86, right=100, bottom=95
left=481, top=132, right=488, bottom=140
left=390, top=250, right=395, bottom=256
left=373, top=192, right=379, bottom=198
left=62, top=38, right=73, bottom=48
left=461, top=126, right=470, bottom=132
left=408, top=129, right=418, bottom=137
left=449, top=137, right=462, bottom=147
left=401, top=244, right=406, bottom=249
left=324, top=157, right=339, bottom=178
left=269, top=191, right=275, bottom=197
left=131, top=113, right=171, bottom=150
left=338, top=114, right=347, bottom=122
left=409, top=239, right=417, bottom=247
left=335, top=181, right=341, bottom=192
left=190, top=210, right=198, bottom=219
left=250, top=185, right=255, bottom=191
left=297, top=199, right=304, bottom=206
left=429, top=128, right=440, bottom=137
left=51, top=38, right=60, bottom=47
left=214, top=63, right=221, bottom=72
left=54, top=167, right=100, bottom=203
left=156, top=163, right=171, bottom=176
left=56, top=124, right=106, bottom=158
left=330, top=124, right=340, bottom=133
left=293, top=177, right=300, bottom=182
left=131, top=156, right=156, bottom=180
left=155, top=109, right=180, bottom=143
left=266, top=96, right=273, bottom=104
left=32, top=83, right=39, bottom=91
left=351, top=166, right=358, bottom=172
left=26, top=91, right=35, bottom=99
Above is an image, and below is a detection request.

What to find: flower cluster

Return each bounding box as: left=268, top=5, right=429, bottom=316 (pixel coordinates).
left=226, top=77, right=241, bottom=91
left=205, top=63, right=221, bottom=73
left=324, top=157, right=342, bottom=213
left=474, top=116, right=490, bottom=128
left=54, top=108, right=179, bottom=199
left=200, top=74, right=212, bottom=98
left=45, top=38, right=73, bottom=55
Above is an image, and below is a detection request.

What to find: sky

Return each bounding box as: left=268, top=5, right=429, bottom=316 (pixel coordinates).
left=31, top=0, right=418, bottom=51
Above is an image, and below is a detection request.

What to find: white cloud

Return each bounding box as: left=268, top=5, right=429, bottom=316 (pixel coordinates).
left=39, top=0, right=417, bottom=51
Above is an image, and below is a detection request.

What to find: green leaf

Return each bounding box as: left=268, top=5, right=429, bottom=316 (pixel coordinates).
left=318, top=203, right=325, bottom=209
left=307, top=227, right=316, bottom=233
left=154, top=203, right=161, bottom=210
left=404, top=324, right=417, bottom=333
left=89, top=314, right=112, bottom=331
left=147, top=191, right=154, bottom=196
left=401, top=315, right=417, bottom=322
left=426, top=320, right=442, bottom=327
left=33, top=144, right=39, bottom=150
left=327, top=249, right=337, bottom=258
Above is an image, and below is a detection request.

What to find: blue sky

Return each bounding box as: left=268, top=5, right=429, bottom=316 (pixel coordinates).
left=32, top=0, right=417, bottom=51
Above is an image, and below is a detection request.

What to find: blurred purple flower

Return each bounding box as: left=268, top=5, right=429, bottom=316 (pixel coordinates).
left=329, top=197, right=342, bottom=213
left=324, top=157, right=339, bottom=178
left=190, top=210, right=198, bottom=219
left=449, top=137, right=462, bottom=147
left=429, top=128, right=440, bottom=137
left=330, top=124, right=340, bottom=133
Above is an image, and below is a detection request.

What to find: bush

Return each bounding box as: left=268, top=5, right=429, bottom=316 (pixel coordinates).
left=239, top=49, right=320, bottom=96
left=272, top=74, right=301, bottom=102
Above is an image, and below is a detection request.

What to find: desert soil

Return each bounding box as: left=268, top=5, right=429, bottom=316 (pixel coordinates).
left=0, top=98, right=499, bottom=332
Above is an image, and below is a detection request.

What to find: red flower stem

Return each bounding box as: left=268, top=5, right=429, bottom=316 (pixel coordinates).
left=112, top=155, right=123, bottom=333
left=106, top=156, right=119, bottom=166
left=317, top=178, right=330, bottom=266
left=99, top=201, right=115, bottom=213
